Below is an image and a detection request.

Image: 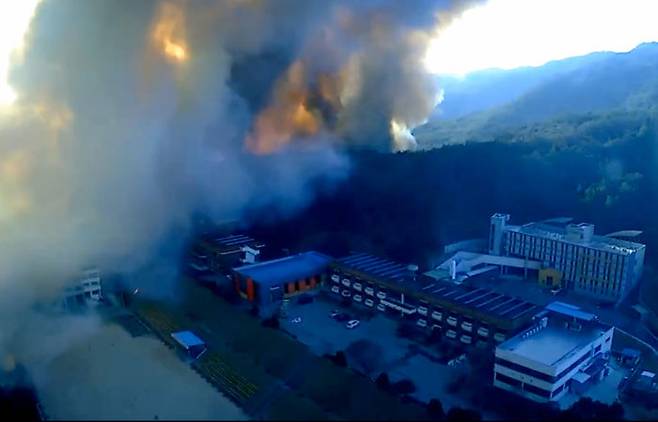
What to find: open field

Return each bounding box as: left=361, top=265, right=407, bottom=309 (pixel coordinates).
left=130, top=277, right=432, bottom=420
left=32, top=323, right=247, bottom=421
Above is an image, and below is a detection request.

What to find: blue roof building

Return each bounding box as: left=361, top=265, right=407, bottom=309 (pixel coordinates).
left=232, top=251, right=333, bottom=317
left=170, top=330, right=207, bottom=360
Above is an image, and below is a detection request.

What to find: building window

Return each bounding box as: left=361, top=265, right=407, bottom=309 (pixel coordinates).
left=496, top=372, right=522, bottom=388
left=524, top=383, right=552, bottom=398
left=495, top=357, right=554, bottom=382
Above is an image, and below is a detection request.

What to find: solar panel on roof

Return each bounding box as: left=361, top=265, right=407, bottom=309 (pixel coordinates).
left=463, top=291, right=497, bottom=305
left=474, top=294, right=504, bottom=309
left=348, top=254, right=379, bottom=264
left=363, top=261, right=400, bottom=274
left=358, top=259, right=398, bottom=272
left=348, top=256, right=382, bottom=268
left=487, top=297, right=517, bottom=313
left=375, top=266, right=407, bottom=277
left=453, top=288, right=486, bottom=302
left=508, top=303, right=536, bottom=319
left=497, top=301, right=528, bottom=317
left=339, top=254, right=371, bottom=265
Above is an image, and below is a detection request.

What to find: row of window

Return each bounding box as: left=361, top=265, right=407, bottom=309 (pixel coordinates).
left=495, top=347, right=593, bottom=385
left=506, top=232, right=629, bottom=294
left=495, top=373, right=552, bottom=398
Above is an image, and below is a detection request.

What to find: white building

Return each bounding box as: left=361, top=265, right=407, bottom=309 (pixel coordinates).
left=59, top=268, right=102, bottom=310
left=489, top=213, right=646, bottom=302
left=494, top=302, right=614, bottom=403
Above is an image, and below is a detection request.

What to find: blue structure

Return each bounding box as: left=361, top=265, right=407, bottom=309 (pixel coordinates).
left=545, top=301, right=597, bottom=322
left=171, top=330, right=207, bottom=359
left=232, top=251, right=333, bottom=317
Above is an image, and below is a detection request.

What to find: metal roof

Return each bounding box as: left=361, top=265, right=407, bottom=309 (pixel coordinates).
left=234, top=251, right=333, bottom=286
left=170, top=331, right=205, bottom=349
left=506, top=222, right=645, bottom=255
left=420, top=281, right=538, bottom=322
left=213, top=234, right=257, bottom=247
left=335, top=253, right=410, bottom=281
left=546, top=301, right=597, bottom=322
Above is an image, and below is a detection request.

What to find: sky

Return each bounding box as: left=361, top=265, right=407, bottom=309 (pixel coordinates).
left=0, top=0, right=41, bottom=105
left=425, top=0, right=658, bottom=76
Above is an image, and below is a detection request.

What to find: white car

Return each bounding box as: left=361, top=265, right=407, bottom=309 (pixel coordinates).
left=290, top=317, right=302, bottom=324
left=376, top=291, right=386, bottom=300
left=364, top=287, right=375, bottom=296
left=345, top=319, right=360, bottom=329
left=341, top=278, right=351, bottom=287
left=331, top=285, right=340, bottom=294
left=364, top=298, right=374, bottom=307
left=417, top=306, right=428, bottom=316
left=416, top=319, right=428, bottom=328
left=353, top=282, right=362, bottom=292
left=376, top=303, right=386, bottom=312
left=353, top=294, right=363, bottom=302
left=331, top=274, right=340, bottom=283
left=341, top=290, right=351, bottom=298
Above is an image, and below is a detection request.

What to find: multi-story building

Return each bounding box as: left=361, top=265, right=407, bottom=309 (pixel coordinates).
left=329, top=253, right=539, bottom=347
left=58, top=267, right=103, bottom=310
left=191, top=234, right=265, bottom=274
left=489, top=213, right=646, bottom=302
left=494, top=301, right=614, bottom=403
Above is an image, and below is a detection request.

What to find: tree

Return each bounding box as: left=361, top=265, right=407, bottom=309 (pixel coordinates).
left=391, top=379, right=416, bottom=395
left=396, top=322, right=417, bottom=339
left=333, top=351, right=347, bottom=367
left=560, top=397, right=625, bottom=420
left=446, top=407, right=482, bottom=421
left=261, top=316, right=279, bottom=329
left=427, top=398, right=445, bottom=420
left=345, top=339, right=384, bottom=376
left=376, top=372, right=391, bottom=391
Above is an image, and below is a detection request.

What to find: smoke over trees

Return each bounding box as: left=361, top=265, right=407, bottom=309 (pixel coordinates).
left=0, top=0, right=481, bottom=374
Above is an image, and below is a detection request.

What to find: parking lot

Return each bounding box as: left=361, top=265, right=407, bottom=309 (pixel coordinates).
left=280, top=292, right=467, bottom=407
left=280, top=293, right=413, bottom=363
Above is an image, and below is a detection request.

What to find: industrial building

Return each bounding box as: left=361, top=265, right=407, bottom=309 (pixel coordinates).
left=489, top=213, right=646, bottom=302
left=329, top=253, right=539, bottom=347
left=494, top=301, right=614, bottom=403
left=233, top=251, right=332, bottom=317
left=57, top=268, right=102, bottom=311
left=190, top=234, right=265, bottom=274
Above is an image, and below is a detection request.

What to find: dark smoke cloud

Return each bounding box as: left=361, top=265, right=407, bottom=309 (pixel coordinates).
left=0, top=0, right=482, bottom=375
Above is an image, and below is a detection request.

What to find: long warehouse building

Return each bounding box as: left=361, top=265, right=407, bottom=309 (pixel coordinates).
left=329, top=253, right=539, bottom=347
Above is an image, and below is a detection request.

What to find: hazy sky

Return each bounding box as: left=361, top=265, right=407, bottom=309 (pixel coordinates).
left=425, top=0, right=658, bottom=75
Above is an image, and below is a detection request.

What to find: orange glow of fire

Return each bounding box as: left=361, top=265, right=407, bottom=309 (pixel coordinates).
left=151, top=2, right=188, bottom=63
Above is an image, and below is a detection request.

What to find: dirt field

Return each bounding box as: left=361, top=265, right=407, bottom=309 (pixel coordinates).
left=30, top=323, right=247, bottom=421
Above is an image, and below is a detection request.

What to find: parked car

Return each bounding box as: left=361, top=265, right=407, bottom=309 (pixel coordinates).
left=297, top=294, right=314, bottom=305
left=290, top=316, right=302, bottom=324
left=345, top=319, right=360, bottom=329
left=330, top=309, right=339, bottom=318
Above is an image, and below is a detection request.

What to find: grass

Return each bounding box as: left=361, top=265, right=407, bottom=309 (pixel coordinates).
left=131, top=278, right=432, bottom=420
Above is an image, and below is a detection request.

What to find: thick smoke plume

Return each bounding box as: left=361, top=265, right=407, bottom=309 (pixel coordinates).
left=0, top=0, right=479, bottom=375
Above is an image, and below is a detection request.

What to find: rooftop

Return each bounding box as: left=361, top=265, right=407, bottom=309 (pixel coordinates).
left=170, top=331, right=206, bottom=350
left=234, top=251, right=333, bottom=286
left=546, top=301, right=597, bottom=322
left=498, top=318, right=611, bottom=367
left=333, top=252, right=413, bottom=282
left=506, top=222, right=644, bottom=255
left=418, top=281, right=539, bottom=322
left=200, top=233, right=265, bottom=251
